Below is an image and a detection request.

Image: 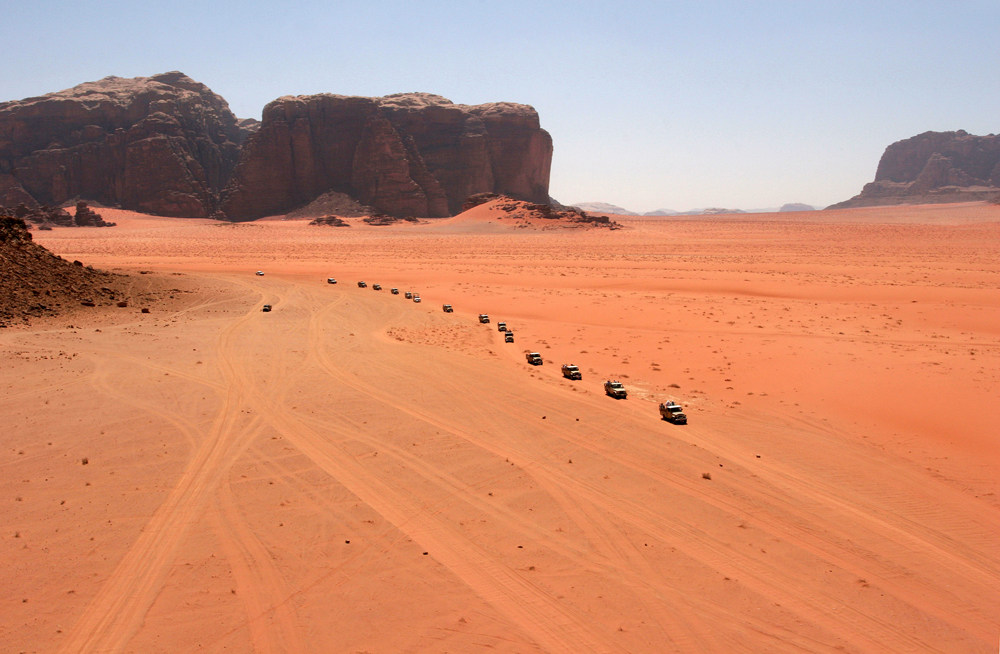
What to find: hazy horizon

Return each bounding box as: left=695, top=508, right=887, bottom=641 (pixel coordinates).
left=3, top=0, right=997, bottom=213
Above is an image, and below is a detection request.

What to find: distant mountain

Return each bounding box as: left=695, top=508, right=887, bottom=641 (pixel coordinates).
left=571, top=202, right=638, bottom=215
left=642, top=208, right=679, bottom=216
left=829, top=130, right=1000, bottom=209
left=779, top=203, right=815, bottom=212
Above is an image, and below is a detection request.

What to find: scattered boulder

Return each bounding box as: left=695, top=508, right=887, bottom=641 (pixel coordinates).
left=308, top=215, right=351, bottom=227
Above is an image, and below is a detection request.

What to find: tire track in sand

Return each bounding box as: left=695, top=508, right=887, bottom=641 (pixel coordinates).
left=57, top=292, right=267, bottom=654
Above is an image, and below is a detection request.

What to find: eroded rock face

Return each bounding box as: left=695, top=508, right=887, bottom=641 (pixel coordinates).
left=830, top=131, right=1000, bottom=208
left=2, top=75, right=554, bottom=220
left=219, top=93, right=552, bottom=220
left=0, top=72, right=245, bottom=217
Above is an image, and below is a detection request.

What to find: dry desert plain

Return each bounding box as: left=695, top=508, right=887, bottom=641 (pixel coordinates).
left=1, top=200, right=999, bottom=653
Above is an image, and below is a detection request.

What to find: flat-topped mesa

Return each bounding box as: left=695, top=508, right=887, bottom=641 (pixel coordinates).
left=0, top=72, right=252, bottom=217
left=830, top=130, right=1000, bottom=209
left=218, top=93, right=552, bottom=220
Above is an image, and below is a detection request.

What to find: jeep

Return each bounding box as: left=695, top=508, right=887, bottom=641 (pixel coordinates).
left=256, top=271, right=264, bottom=276
left=479, top=314, right=490, bottom=324
left=604, top=380, right=627, bottom=399
left=525, top=352, right=543, bottom=365
left=405, top=291, right=413, bottom=299
left=262, top=304, right=272, bottom=312
left=327, top=278, right=337, bottom=284
left=391, top=288, right=399, bottom=294
left=443, top=304, right=453, bottom=312
left=505, top=331, right=514, bottom=343
left=373, top=284, right=382, bottom=290
left=358, top=281, right=367, bottom=288
left=659, top=402, right=688, bottom=424
left=561, top=364, right=582, bottom=380
left=413, top=296, right=421, bottom=303
left=497, top=321, right=507, bottom=331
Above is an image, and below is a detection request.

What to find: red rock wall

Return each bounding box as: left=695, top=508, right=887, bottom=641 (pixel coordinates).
left=219, top=93, right=552, bottom=220
left=0, top=72, right=246, bottom=217
left=1, top=74, right=554, bottom=220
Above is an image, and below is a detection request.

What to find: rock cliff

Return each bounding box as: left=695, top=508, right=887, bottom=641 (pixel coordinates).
left=1, top=74, right=554, bottom=220
left=830, top=131, right=1000, bottom=209
left=0, top=72, right=249, bottom=217
left=218, top=93, right=552, bottom=220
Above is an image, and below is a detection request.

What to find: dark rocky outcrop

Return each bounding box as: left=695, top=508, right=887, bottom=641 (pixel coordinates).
left=309, top=216, right=350, bottom=227
left=0, top=72, right=247, bottom=217
left=830, top=131, right=1000, bottom=209
left=464, top=194, right=622, bottom=229
left=219, top=93, right=552, bottom=220
left=0, top=214, right=125, bottom=326
left=4, top=201, right=115, bottom=227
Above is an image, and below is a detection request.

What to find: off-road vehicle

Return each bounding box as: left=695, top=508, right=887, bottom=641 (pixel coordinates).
left=479, top=314, right=490, bottom=323
left=373, top=284, right=382, bottom=290
left=405, top=291, right=413, bottom=299
left=413, top=296, right=421, bottom=303
left=256, top=271, right=264, bottom=276
left=391, top=288, right=399, bottom=294
left=358, top=281, right=367, bottom=288
left=262, top=304, right=272, bottom=312
left=497, top=321, right=507, bottom=331
left=525, top=352, right=543, bottom=365
left=505, top=331, right=514, bottom=343
left=604, top=380, right=627, bottom=399
left=443, top=304, right=453, bottom=312
left=561, top=364, right=582, bottom=380
left=659, top=402, right=687, bottom=424
left=327, top=278, right=337, bottom=284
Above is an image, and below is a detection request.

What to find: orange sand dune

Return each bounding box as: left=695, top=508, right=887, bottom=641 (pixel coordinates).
left=1, top=203, right=998, bottom=653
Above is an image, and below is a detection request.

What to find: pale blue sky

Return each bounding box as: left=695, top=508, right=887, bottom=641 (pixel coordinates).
left=4, top=1, right=997, bottom=211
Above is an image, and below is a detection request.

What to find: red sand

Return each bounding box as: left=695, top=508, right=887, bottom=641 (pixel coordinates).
left=1, top=202, right=998, bottom=653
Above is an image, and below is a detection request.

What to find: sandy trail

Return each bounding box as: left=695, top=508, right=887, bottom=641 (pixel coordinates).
left=1, top=205, right=998, bottom=653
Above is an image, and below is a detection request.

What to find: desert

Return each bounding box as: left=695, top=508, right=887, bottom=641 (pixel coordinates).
left=1, top=200, right=998, bottom=653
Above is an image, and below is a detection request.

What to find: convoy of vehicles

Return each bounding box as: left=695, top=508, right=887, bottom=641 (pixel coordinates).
left=659, top=402, right=688, bottom=424
left=324, top=271, right=685, bottom=422
left=604, top=380, right=627, bottom=399
left=561, top=364, right=582, bottom=380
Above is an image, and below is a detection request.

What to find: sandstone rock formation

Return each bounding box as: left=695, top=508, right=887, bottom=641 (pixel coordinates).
left=219, top=93, right=552, bottom=220
left=779, top=203, right=814, bottom=212
left=2, top=74, right=554, bottom=221
left=830, top=131, right=1000, bottom=208
left=0, top=72, right=249, bottom=217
